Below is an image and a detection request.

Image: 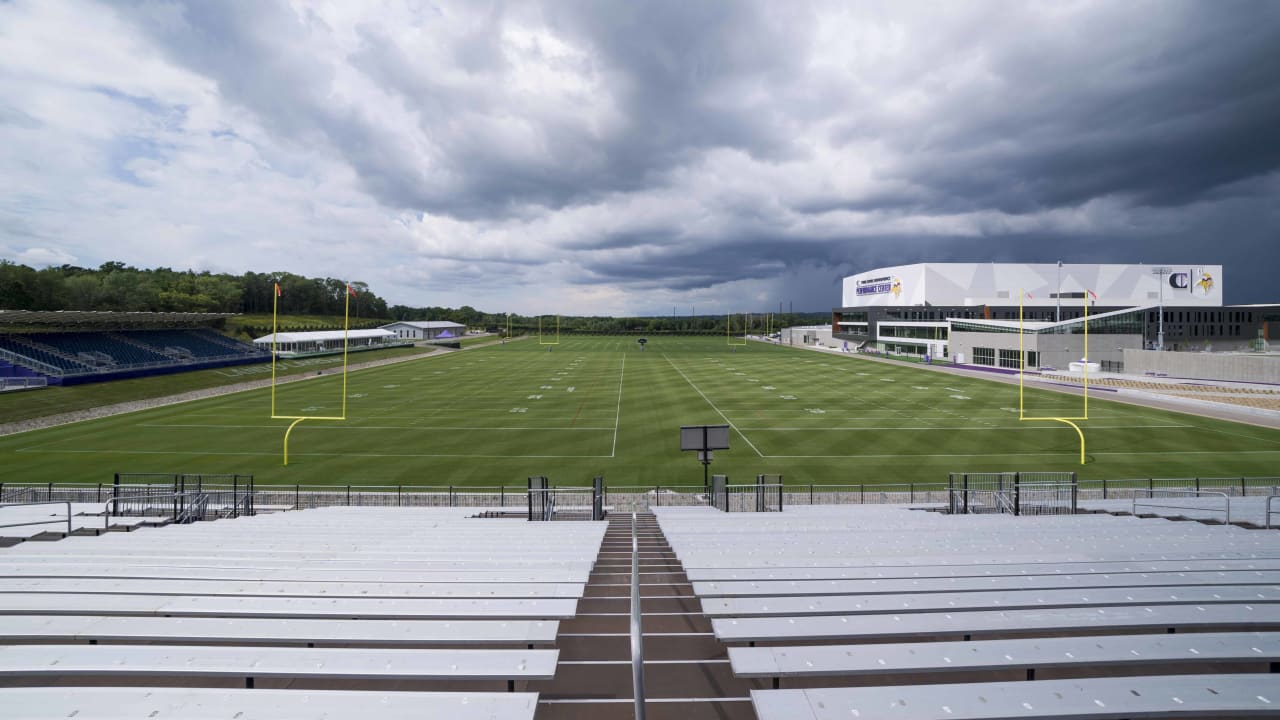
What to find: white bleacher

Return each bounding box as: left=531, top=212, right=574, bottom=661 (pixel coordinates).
left=0, top=577, right=586, bottom=597
left=0, top=687, right=538, bottom=720
left=695, top=569, right=1280, bottom=596
left=0, top=644, right=558, bottom=682
left=0, top=615, right=559, bottom=645
left=752, top=674, right=1279, bottom=720
left=1082, top=495, right=1279, bottom=527
left=0, top=507, right=607, bottom=718
left=731, top=631, right=1280, bottom=680
left=656, top=504, right=1280, bottom=720
left=0, top=592, right=579, bottom=619
left=0, top=503, right=153, bottom=539
left=701, top=584, right=1280, bottom=617
left=0, top=563, right=588, bottom=583
left=714, top=603, right=1280, bottom=642
left=687, top=557, right=1280, bottom=581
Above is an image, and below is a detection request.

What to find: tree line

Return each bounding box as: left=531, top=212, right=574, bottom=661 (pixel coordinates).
left=0, top=260, right=828, bottom=332
left=0, top=261, right=388, bottom=318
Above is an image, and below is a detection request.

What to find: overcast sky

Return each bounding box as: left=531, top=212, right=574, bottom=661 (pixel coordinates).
left=1, top=1, right=1277, bottom=314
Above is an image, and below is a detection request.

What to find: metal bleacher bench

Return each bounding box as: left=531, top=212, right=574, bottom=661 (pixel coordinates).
left=685, top=557, right=1280, bottom=582
left=0, top=593, right=578, bottom=619
left=0, top=644, right=558, bottom=688
left=0, top=576, right=587, bottom=599
left=714, top=603, right=1280, bottom=643
left=0, top=615, right=559, bottom=646
left=694, top=569, right=1280, bottom=597
left=700, top=584, right=1280, bottom=617
left=0, top=687, right=538, bottom=720
left=751, top=674, right=1279, bottom=720
left=730, top=631, right=1280, bottom=684
left=0, top=563, right=590, bottom=584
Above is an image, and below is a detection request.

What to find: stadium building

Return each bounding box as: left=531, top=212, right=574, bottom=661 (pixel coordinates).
left=381, top=320, right=467, bottom=340
left=832, top=263, right=1278, bottom=376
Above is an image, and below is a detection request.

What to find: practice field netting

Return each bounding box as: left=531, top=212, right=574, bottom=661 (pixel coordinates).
left=1, top=335, right=1278, bottom=486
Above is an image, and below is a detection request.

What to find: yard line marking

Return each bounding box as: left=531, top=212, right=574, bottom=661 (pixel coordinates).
left=662, top=354, right=763, bottom=457
left=611, top=354, right=625, bottom=458
left=137, top=423, right=616, bottom=431
left=736, top=424, right=1191, bottom=431
left=15, top=448, right=613, bottom=459
left=763, top=450, right=1280, bottom=459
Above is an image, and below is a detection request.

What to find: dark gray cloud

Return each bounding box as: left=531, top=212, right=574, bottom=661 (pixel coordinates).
left=3, top=0, right=1279, bottom=312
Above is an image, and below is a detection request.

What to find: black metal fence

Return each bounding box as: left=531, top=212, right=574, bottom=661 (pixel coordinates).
left=948, top=472, right=1078, bottom=515
left=527, top=476, right=606, bottom=521
left=3, top=475, right=1277, bottom=515
left=710, top=474, right=784, bottom=512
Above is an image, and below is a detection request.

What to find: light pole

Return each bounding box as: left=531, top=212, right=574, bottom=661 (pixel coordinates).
left=1055, top=260, right=1062, bottom=323
left=1151, top=267, right=1171, bottom=351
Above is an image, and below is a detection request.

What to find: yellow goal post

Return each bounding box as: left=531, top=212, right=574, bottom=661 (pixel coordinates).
left=1018, top=288, right=1090, bottom=464
left=269, top=281, right=353, bottom=465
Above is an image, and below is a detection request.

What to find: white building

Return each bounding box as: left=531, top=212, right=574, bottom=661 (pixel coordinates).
left=843, top=263, right=1223, bottom=310
left=252, top=329, right=402, bottom=358
left=381, top=321, right=467, bottom=340
left=830, top=263, right=1275, bottom=373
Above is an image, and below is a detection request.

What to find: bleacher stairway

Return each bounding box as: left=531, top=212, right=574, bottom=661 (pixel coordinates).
left=535, top=512, right=758, bottom=720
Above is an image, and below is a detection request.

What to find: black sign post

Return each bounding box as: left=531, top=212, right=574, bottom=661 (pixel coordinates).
left=680, top=425, right=730, bottom=490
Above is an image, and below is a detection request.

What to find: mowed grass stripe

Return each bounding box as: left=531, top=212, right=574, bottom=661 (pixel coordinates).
left=1, top=335, right=1277, bottom=485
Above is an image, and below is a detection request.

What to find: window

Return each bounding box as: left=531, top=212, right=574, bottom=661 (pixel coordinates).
left=973, top=347, right=995, bottom=366
left=998, top=349, right=1022, bottom=369
left=1026, top=350, right=1039, bottom=368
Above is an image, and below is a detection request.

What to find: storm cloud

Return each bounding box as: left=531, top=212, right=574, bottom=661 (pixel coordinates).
left=1, top=0, right=1277, bottom=313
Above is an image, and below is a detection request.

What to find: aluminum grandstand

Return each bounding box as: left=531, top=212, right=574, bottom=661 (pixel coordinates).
left=0, top=310, right=268, bottom=385
left=2, top=482, right=1279, bottom=720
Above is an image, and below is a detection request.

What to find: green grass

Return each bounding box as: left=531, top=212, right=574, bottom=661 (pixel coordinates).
left=0, top=346, right=436, bottom=424
left=1, top=336, right=1277, bottom=487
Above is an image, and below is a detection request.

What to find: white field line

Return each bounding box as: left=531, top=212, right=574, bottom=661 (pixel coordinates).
left=611, top=354, right=625, bottom=458
left=662, top=354, right=763, bottom=457
left=1186, top=423, right=1280, bottom=446
left=14, top=448, right=612, bottom=459
left=761, top=450, right=1280, bottom=459
left=136, top=423, right=616, bottom=431
left=736, top=424, right=1192, bottom=431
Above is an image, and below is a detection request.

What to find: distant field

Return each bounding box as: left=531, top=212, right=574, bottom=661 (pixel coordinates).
left=1, top=336, right=1277, bottom=487
left=0, top=346, right=436, bottom=425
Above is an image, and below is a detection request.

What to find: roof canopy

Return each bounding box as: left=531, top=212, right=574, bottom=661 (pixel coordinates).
left=0, top=310, right=235, bottom=328
left=382, top=321, right=465, bottom=329
left=253, top=329, right=396, bottom=344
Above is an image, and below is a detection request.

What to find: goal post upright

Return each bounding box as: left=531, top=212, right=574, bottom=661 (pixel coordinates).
left=269, top=280, right=353, bottom=466
left=727, top=313, right=748, bottom=347
left=538, top=315, right=560, bottom=346
left=1018, top=288, right=1089, bottom=464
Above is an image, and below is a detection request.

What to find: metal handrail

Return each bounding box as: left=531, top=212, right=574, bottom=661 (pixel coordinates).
left=94, top=491, right=211, bottom=529
left=0, top=347, right=65, bottom=376
left=630, top=512, right=647, bottom=720
left=0, top=501, right=72, bottom=534
left=1133, top=488, right=1231, bottom=526
left=176, top=493, right=210, bottom=524
left=994, top=489, right=1015, bottom=515
left=1266, top=495, right=1280, bottom=530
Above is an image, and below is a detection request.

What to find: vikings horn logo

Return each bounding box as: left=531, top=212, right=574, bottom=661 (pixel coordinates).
left=891, top=277, right=902, bottom=299
left=1195, top=272, right=1214, bottom=295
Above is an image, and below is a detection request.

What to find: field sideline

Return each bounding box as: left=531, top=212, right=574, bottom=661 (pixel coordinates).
left=1, top=335, right=1277, bottom=487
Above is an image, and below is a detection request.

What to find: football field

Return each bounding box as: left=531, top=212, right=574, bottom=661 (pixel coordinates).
left=2, top=335, right=1278, bottom=487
